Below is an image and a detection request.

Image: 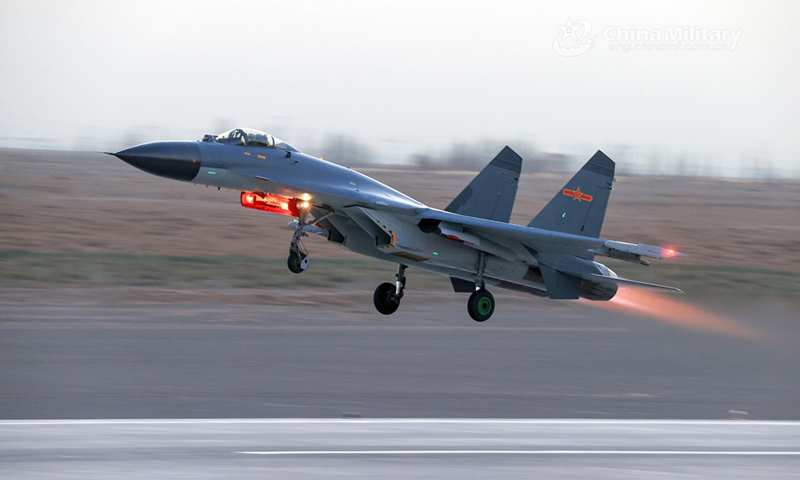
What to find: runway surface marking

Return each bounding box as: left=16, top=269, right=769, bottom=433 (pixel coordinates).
left=237, top=450, right=800, bottom=456
left=3, top=419, right=800, bottom=426
left=0, top=321, right=629, bottom=333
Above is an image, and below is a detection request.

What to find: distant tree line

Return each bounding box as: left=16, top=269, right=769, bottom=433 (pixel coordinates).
left=316, top=134, right=580, bottom=174
left=291, top=132, right=792, bottom=179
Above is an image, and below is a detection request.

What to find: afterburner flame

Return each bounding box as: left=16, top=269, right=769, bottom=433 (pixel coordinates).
left=595, top=288, right=758, bottom=339
left=240, top=191, right=301, bottom=217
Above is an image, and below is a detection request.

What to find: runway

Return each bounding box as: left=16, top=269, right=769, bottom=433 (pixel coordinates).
left=2, top=419, right=800, bottom=479
left=2, top=288, right=800, bottom=420
left=2, top=287, right=800, bottom=476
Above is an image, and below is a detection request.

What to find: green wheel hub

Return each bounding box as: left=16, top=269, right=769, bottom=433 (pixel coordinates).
left=476, top=296, right=493, bottom=316
left=467, top=289, right=495, bottom=322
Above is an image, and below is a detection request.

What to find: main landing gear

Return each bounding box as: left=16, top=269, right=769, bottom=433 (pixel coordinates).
left=372, top=252, right=496, bottom=323
left=467, top=251, right=495, bottom=322
left=373, top=264, right=406, bottom=315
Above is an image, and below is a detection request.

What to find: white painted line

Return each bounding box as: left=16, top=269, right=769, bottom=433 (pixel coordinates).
left=237, top=450, right=800, bottom=456
left=2, top=419, right=800, bottom=426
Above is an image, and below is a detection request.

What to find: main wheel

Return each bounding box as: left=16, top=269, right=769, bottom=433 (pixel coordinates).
left=287, top=251, right=307, bottom=274
left=467, top=289, right=494, bottom=322
left=373, top=282, right=400, bottom=315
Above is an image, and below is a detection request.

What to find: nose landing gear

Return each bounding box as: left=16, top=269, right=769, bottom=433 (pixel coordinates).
left=287, top=204, right=310, bottom=274
left=285, top=204, right=332, bottom=274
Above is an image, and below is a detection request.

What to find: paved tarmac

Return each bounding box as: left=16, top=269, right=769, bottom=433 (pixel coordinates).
left=2, top=419, right=799, bottom=479
left=1, top=288, right=799, bottom=420
left=2, top=288, right=800, bottom=477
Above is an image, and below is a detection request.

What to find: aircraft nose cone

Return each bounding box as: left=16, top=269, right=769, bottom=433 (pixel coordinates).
left=113, top=141, right=201, bottom=182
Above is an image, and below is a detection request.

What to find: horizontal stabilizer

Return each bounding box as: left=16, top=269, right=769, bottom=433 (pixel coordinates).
left=589, top=274, right=684, bottom=293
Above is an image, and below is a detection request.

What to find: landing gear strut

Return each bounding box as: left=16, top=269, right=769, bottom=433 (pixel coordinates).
left=287, top=204, right=310, bottom=274
left=374, top=264, right=406, bottom=315
left=285, top=205, right=333, bottom=274
left=467, top=251, right=495, bottom=322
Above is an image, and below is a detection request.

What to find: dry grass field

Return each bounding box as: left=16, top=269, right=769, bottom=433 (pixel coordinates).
left=1, top=149, right=799, bottom=304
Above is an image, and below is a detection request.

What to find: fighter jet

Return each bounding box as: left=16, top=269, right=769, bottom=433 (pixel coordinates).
left=112, top=128, right=684, bottom=322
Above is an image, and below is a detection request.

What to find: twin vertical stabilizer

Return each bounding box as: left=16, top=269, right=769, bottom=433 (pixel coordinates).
left=445, top=149, right=617, bottom=299
left=444, top=146, right=522, bottom=223
left=528, top=150, right=615, bottom=239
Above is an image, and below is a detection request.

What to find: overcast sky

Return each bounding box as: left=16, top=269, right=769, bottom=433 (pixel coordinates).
left=1, top=0, right=798, bottom=175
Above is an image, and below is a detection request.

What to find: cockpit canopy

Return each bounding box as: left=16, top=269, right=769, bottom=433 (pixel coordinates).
left=208, top=128, right=299, bottom=152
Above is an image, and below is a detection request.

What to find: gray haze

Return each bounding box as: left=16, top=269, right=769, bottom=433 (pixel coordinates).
left=1, top=0, right=798, bottom=177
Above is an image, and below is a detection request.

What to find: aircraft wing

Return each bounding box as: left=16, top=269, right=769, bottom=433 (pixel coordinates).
left=414, top=207, right=683, bottom=296
left=416, top=207, right=683, bottom=261
left=416, top=208, right=606, bottom=258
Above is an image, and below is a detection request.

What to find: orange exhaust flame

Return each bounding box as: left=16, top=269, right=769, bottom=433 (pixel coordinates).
left=592, top=289, right=759, bottom=339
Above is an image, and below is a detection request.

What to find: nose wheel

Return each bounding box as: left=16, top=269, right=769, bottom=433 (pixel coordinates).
left=287, top=247, right=308, bottom=274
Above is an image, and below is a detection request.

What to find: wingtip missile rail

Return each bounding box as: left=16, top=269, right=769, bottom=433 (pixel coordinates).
left=590, top=240, right=685, bottom=266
